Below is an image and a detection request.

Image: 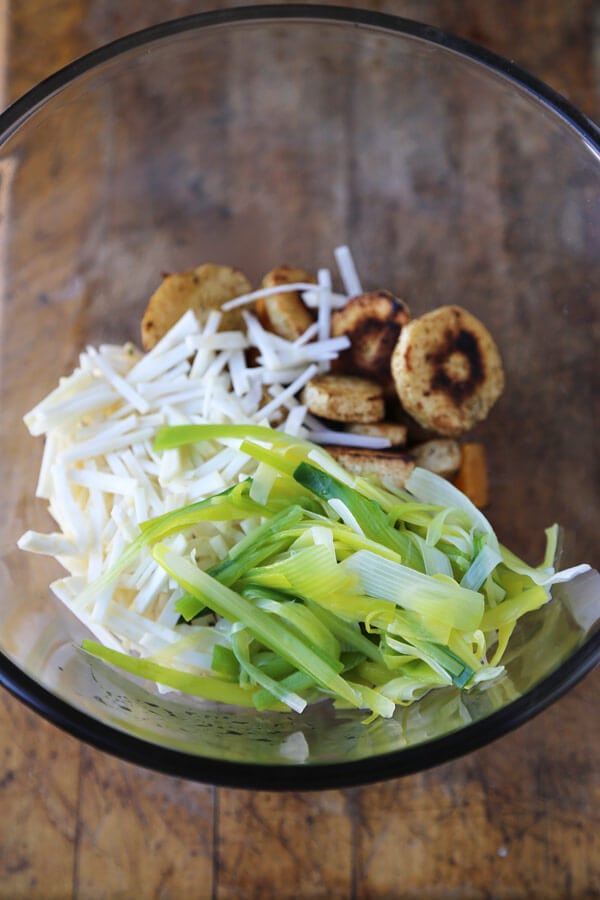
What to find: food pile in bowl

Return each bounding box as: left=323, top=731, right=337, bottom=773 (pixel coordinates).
left=17, top=247, right=588, bottom=721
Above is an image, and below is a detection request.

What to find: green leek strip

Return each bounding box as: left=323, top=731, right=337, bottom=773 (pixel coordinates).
left=254, top=649, right=368, bottom=710
left=211, top=644, right=240, bottom=681
left=303, top=598, right=384, bottom=664
left=153, top=423, right=314, bottom=452
left=139, top=498, right=266, bottom=540
left=208, top=535, right=292, bottom=591
left=480, top=585, right=549, bottom=631
left=223, top=502, right=305, bottom=561
left=340, top=651, right=366, bottom=672
left=152, top=544, right=363, bottom=711
left=388, top=501, right=444, bottom=530
left=497, top=545, right=589, bottom=587
left=411, top=640, right=474, bottom=688
left=252, top=597, right=341, bottom=662
left=405, top=467, right=499, bottom=551
left=210, top=503, right=303, bottom=572
left=81, top=639, right=273, bottom=708
left=353, top=660, right=396, bottom=686
left=253, top=670, right=317, bottom=711
left=384, top=634, right=454, bottom=685
left=425, top=506, right=466, bottom=547
left=138, top=488, right=267, bottom=538
left=254, top=651, right=296, bottom=680
left=239, top=440, right=305, bottom=477
left=230, top=628, right=307, bottom=713
left=494, top=566, right=540, bottom=596
left=412, top=640, right=474, bottom=685
left=541, top=524, right=560, bottom=569
left=344, top=681, right=395, bottom=719
left=138, top=478, right=244, bottom=531
left=353, top=476, right=410, bottom=513
left=385, top=608, right=452, bottom=646
left=380, top=651, right=419, bottom=671
left=293, top=462, right=424, bottom=571
left=343, top=549, right=484, bottom=632
left=176, top=593, right=209, bottom=622
left=263, top=473, right=325, bottom=506
left=489, top=622, right=516, bottom=667
left=325, top=524, right=405, bottom=564
left=78, top=488, right=262, bottom=606
left=240, top=585, right=344, bottom=672
left=460, top=543, right=503, bottom=591
left=445, top=632, right=484, bottom=673
left=243, top=543, right=358, bottom=607
left=497, top=526, right=560, bottom=584
left=379, top=668, right=447, bottom=703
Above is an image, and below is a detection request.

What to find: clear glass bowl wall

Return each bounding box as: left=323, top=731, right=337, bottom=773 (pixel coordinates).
left=0, top=11, right=598, bottom=787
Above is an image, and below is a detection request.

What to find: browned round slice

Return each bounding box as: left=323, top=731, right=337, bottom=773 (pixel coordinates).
left=391, top=305, right=504, bottom=437
left=326, top=447, right=415, bottom=491
left=331, top=290, right=410, bottom=390
left=411, top=439, right=461, bottom=478
left=256, top=265, right=315, bottom=341
left=141, top=264, right=252, bottom=350
left=301, top=374, right=385, bottom=423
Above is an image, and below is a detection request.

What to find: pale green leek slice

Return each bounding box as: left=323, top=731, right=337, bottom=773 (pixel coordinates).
left=230, top=628, right=307, bottom=713
left=81, top=639, right=271, bottom=707
left=153, top=423, right=312, bottom=452
left=243, top=543, right=358, bottom=606
left=251, top=595, right=341, bottom=662
left=152, top=544, right=364, bottom=712
left=75, top=425, right=592, bottom=720
left=343, top=549, right=484, bottom=632
left=406, top=467, right=499, bottom=550
left=460, top=543, right=503, bottom=591
left=480, top=585, right=549, bottom=630
left=294, top=461, right=424, bottom=570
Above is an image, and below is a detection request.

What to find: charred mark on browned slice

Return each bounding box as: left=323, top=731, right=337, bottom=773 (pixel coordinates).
left=430, top=328, right=485, bottom=404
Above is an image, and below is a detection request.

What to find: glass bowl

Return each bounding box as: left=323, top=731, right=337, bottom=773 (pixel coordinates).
left=1, top=5, right=599, bottom=790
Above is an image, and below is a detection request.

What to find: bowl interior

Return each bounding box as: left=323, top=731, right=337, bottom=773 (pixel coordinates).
left=1, top=9, right=599, bottom=786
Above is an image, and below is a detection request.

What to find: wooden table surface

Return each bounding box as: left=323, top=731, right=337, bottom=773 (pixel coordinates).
left=1, top=2, right=599, bottom=898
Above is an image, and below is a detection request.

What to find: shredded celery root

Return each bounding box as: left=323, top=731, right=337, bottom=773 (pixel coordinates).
left=79, top=425, right=589, bottom=720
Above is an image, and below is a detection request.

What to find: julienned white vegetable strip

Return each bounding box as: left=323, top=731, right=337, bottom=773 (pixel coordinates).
left=334, top=245, right=362, bottom=297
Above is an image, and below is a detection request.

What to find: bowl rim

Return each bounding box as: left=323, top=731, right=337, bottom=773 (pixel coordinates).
left=2, top=630, right=599, bottom=790
left=1, top=3, right=599, bottom=148
left=1, top=3, right=599, bottom=790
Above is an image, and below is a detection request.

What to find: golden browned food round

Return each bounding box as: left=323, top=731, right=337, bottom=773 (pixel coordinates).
left=256, top=265, right=315, bottom=341
left=301, top=374, right=385, bottom=423
left=141, top=264, right=252, bottom=350
left=391, top=305, right=504, bottom=437
left=326, top=446, right=415, bottom=491
left=411, top=438, right=461, bottom=479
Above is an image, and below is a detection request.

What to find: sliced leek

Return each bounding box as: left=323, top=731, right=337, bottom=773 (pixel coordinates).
left=81, top=425, right=590, bottom=721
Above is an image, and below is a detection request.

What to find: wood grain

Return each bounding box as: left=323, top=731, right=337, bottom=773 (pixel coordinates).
left=216, top=789, right=353, bottom=899
left=0, top=693, right=79, bottom=900
left=1, top=3, right=599, bottom=900
left=354, top=674, right=600, bottom=899
left=75, top=748, right=215, bottom=899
